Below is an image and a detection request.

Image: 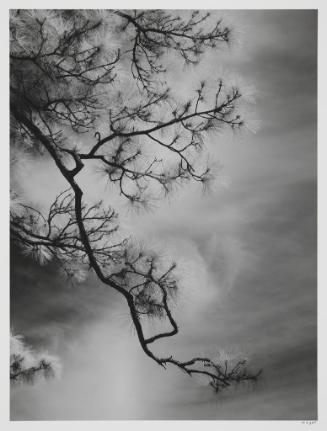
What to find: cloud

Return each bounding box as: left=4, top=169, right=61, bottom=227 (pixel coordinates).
left=10, top=10, right=317, bottom=420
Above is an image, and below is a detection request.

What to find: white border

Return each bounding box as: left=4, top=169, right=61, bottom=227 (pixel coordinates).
left=1, top=1, right=325, bottom=429
left=0, top=1, right=323, bottom=9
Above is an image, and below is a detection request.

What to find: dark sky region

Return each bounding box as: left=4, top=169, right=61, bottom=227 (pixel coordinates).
left=10, top=10, right=317, bottom=420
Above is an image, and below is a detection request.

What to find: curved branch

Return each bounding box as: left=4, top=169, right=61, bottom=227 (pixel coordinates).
left=10, top=10, right=261, bottom=393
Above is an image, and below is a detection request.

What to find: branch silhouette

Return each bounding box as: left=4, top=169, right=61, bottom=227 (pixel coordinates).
left=10, top=9, right=261, bottom=390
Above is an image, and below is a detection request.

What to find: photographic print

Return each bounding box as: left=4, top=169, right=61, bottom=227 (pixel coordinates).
left=10, top=8, right=317, bottom=420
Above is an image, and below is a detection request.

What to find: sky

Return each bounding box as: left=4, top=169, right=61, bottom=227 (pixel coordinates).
left=10, top=10, right=317, bottom=420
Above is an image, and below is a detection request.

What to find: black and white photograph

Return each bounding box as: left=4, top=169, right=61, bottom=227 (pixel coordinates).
left=8, top=4, right=318, bottom=422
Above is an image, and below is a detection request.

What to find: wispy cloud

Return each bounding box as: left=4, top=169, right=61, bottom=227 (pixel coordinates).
left=11, top=10, right=316, bottom=420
